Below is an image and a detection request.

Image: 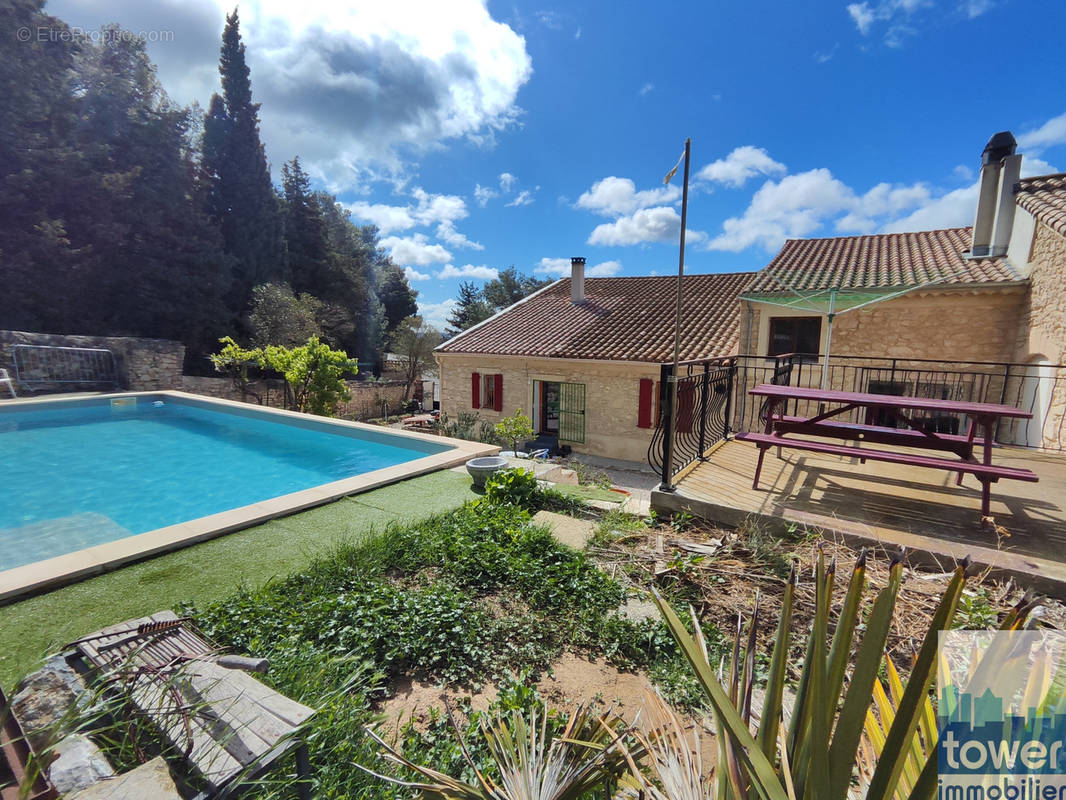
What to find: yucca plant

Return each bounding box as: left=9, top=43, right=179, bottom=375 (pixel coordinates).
left=858, top=590, right=1040, bottom=799
left=645, top=548, right=976, bottom=800
left=361, top=701, right=633, bottom=799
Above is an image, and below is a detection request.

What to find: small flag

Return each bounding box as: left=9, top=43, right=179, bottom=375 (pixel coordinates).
left=663, top=149, right=685, bottom=184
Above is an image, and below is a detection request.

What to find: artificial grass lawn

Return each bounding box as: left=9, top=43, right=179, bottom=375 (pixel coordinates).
left=0, top=469, right=480, bottom=689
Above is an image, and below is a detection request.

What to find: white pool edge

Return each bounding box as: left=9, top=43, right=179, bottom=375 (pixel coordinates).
left=0, top=390, right=498, bottom=602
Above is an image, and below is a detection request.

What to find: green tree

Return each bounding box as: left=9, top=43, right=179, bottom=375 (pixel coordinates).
left=247, top=283, right=323, bottom=347
left=389, top=316, right=443, bottom=401
left=281, top=157, right=329, bottom=299
left=202, top=8, right=284, bottom=325
left=209, top=336, right=265, bottom=402
left=263, top=337, right=357, bottom=416
left=377, top=263, right=418, bottom=333
left=483, top=266, right=550, bottom=311
left=445, top=281, right=493, bottom=336
left=494, top=409, right=534, bottom=455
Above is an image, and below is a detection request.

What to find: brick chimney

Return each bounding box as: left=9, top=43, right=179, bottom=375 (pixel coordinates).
left=570, top=257, right=586, bottom=304
left=971, top=131, right=1019, bottom=258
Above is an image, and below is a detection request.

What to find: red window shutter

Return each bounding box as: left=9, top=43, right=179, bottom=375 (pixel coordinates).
left=677, top=381, right=695, bottom=433
left=493, top=374, right=503, bottom=412
left=637, top=378, right=653, bottom=428
left=471, top=372, right=481, bottom=408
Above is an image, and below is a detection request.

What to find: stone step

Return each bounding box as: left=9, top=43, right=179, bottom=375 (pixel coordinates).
left=532, top=510, right=596, bottom=550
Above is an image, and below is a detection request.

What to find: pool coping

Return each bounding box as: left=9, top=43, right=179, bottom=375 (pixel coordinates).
left=0, top=390, right=498, bottom=603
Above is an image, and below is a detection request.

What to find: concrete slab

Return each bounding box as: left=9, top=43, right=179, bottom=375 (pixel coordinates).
left=532, top=510, right=597, bottom=550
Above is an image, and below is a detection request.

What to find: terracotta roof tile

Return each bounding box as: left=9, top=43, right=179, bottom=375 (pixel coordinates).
left=746, top=227, right=1018, bottom=294
left=1016, top=173, right=1066, bottom=238
left=438, top=272, right=754, bottom=362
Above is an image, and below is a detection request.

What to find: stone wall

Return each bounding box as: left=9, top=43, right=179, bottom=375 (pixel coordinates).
left=180, top=375, right=414, bottom=420
left=0, top=330, right=184, bottom=392
left=741, top=287, right=1027, bottom=363
left=1017, top=221, right=1066, bottom=364
left=437, top=353, right=659, bottom=462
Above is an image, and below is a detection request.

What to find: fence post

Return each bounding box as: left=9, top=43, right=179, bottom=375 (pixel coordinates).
left=723, top=360, right=736, bottom=440
left=996, top=363, right=1011, bottom=443
left=697, top=363, right=710, bottom=460
left=659, top=362, right=676, bottom=492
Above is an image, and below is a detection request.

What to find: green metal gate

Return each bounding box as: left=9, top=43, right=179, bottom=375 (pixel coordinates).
left=558, top=382, right=586, bottom=443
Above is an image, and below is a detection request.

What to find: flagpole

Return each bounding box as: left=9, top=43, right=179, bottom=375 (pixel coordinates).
left=661, top=137, right=690, bottom=491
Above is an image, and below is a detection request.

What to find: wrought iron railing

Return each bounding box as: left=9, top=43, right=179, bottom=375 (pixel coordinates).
left=648, top=356, right=736, bottom=489
left=650, top=352, right=1066, bottom=489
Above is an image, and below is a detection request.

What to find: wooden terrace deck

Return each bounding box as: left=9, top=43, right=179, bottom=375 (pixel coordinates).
left=651, top=439, right=1066, bottom=593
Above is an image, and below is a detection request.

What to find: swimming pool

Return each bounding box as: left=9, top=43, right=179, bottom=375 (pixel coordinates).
left=0, top=392, right=489, bottom=598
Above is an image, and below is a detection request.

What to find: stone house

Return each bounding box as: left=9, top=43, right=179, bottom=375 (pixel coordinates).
left=434, top=265, right=753, bottom=461
left=437, top=132, right=1066, bottom=461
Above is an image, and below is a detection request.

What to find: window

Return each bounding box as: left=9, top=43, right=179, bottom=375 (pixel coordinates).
left=768, top=316, right=822, bottom=357
left=482, top=373, right=496, bottom=409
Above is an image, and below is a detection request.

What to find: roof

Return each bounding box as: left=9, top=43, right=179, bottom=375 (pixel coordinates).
left=437, top=272, right=754, bottom=362
left=745, top=227, right=1019, bottom=294
left=1016, top=173, right=1066, bottom=238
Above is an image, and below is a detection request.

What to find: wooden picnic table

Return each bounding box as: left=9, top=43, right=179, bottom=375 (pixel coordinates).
left=735, top=384, right=1038, bottom=517
left=401, top=413, right=435, bottom=429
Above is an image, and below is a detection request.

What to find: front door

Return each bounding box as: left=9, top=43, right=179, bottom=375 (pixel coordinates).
left=540, top=381, right=561, bottom=435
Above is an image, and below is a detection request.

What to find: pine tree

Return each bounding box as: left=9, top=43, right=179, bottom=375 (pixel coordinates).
left=202, top=8, right=284, bottom=325
left=377, top=264, right=418, bottom=333
left=281, top=157, right=328, bottom=298
left=445, top=281, right=493, bottom=336
left=483, top=266, right=550, bottom=311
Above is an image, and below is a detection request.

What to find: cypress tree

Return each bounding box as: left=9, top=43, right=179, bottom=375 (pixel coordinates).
left=202, top=8, right=284, bottom=325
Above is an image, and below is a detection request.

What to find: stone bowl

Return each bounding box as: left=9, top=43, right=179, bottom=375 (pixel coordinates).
left=466, top=456, right=509, bottom=489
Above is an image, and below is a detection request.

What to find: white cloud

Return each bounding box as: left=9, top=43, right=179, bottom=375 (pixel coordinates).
left=535, top=257, right=571, bottom=276
left=845, top=0, right=992, bottom=46
left=1018, top=112, right=1066, bottom=154
left=588, top=207, right=706, bottom=247
left=639, top=82, right=654, bottom=96
left=404, top=266, right=431, bottom=281
left=48, top=0, right=533, bottom=191
left=534, top=258, right=620, bottom=277
left=499, top=172, right=517, bottom=192
left=436, top=221, right=484, bottom=250
left=587, top=260, right=622, bottom=277
left=419, top=298, right=457, bottom=329
left=953, top=164, right=974, bottom=181
left=438, top=263, right=499, bottom=280
left=349, top=188, right=467, bottom=235
left=506, top=189, right=536, bottom=207
left=1022, top=156, right=1059, bottom=177
left=880, top=184, right=978, bottom=232
left=380, top=234, right=452, bottom=266
left=705, top=169, right=857, bottom=252
left=474, top=183, right=498, bottom=207
left=696, top=146, right=787, bottom=188
left=576, top=177, right=680, bottom=217
left=345, top=201, right=416, bottom=235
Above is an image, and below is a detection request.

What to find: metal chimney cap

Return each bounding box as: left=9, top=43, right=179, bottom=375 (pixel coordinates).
left=570, top=256, right=586, bottom=265
left=982, top=131, right=1017, bottom=166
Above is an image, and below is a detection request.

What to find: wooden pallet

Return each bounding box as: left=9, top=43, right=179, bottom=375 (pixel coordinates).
left=72, top=611, right=313, bottom=799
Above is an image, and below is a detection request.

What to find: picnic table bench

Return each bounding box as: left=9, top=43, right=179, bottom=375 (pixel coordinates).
left=735, top=384, right=1038, bottom=517
left=68, top=611, right=313, bottom=799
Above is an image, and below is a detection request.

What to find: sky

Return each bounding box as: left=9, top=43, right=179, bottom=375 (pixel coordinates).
left=46, top=0, right=1066, bottom=329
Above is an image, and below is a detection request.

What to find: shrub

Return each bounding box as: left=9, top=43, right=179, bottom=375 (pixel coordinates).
left=494, top=408, right=534, bottom=453
left=484, top=467, right=539, bottom=508
left=263, top=336, right=357, bottom=416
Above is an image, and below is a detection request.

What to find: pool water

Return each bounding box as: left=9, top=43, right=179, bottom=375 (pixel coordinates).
left=0, top=396, right=449, bottom=572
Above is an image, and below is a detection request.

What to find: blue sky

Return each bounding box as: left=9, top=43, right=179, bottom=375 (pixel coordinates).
left=48, top=0, right=1066, bottom=328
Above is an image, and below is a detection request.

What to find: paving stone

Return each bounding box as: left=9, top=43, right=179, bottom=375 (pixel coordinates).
left=47, top=734, right=115, bottom=794
left=12, top=655, right=91, bottom=751
left=619, top=597, right=660, bottom=623
left=532, top=510, right=596, bottom=550
left=66, top=756, right=182, bottom=800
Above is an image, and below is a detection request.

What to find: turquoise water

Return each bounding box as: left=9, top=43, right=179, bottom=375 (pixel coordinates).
left=0, top=396, right=449, bottom=571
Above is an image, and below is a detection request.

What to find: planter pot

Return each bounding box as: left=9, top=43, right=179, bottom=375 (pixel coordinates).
left=466, top=456, right=509, bottom=489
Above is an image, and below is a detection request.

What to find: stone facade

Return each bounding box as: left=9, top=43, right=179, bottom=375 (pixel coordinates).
left=437, top=353, right=659, bottom=462
left=1018, top=221, right=1066, bottom=364
left=740, top=287, right=1027, bottom=363
left=0, top=330, right=184, bottom=392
